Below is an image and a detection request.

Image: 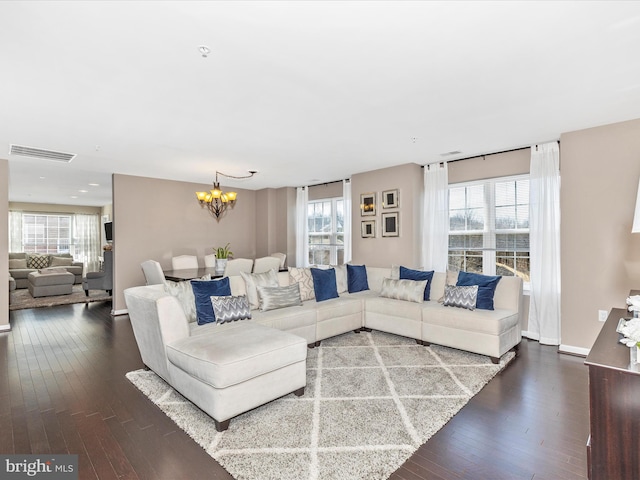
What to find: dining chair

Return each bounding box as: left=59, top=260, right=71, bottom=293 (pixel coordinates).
left=171, top=255, right=198, bottom=270
left=204, top=254, right=217, bottom=268
left=270, top=252, right=286, bottom=269
left=252, top=256, right=281, bottom=274
left=223, top=258, right=254, bottom=276
left=140, top=260, right=166, bottom=285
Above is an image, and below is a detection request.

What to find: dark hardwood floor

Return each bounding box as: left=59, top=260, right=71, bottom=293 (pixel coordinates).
left=2, top=302, right=590, bottom=479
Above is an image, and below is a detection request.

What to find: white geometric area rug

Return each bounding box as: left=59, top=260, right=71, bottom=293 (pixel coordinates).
left=126, top=330, right=514, bottom=480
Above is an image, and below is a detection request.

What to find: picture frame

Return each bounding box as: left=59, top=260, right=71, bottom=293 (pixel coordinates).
left=382, top=212, right=399, bottom=237
left=360, top=192, right=376, bottom=216
left=361, top=220, right=375, bottom=238
left=382, top=189, right=399, bottom=209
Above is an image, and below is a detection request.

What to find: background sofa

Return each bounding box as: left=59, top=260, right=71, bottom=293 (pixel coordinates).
left=9, top=252, right=84, bottom=288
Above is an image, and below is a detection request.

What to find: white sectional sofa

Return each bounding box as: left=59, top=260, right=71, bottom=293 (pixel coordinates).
left=124, top=265, right=522, bottom=430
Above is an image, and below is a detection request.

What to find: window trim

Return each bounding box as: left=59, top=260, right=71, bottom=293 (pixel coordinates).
left=448, top=174, right=530, bottom=286
left=307, top=196, right=344, bottom=266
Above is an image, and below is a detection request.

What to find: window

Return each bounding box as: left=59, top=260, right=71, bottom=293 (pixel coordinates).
left=448, top=176, right=530, bottom=285
left=22, top=214, right=72, bottom=254
left=308, top=198, right=344, bottom=265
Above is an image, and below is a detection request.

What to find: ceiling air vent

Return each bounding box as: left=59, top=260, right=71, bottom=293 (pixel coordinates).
left=10, top=144, right=76, bottom=163
left=440, top=150, right=462, bottom=157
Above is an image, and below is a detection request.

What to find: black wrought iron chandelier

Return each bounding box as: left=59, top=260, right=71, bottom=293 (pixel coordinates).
left=196, top=170, right=256, bottom=220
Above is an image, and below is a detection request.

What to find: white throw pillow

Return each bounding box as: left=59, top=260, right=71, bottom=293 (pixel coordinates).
left=241, top=269, right=279, bottom=309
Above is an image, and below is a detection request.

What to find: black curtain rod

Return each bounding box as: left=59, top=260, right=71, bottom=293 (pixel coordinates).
left=422, top=141, right=560, bottom=167
left=305, top=178, right=349, bottom=189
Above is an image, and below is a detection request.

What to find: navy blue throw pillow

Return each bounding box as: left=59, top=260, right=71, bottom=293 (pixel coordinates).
left=310, top=268, right=339, bottom=302
left=191, top=277, right=232, bottom=325
left=455, top=271, right=501, bottom=310
left=399, top=266, right=435, bottom=301
left=346, top=264, right=369, bottom=293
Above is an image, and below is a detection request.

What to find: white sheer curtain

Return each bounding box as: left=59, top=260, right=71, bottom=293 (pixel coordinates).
left=8, top=211, right=23, bottom=252
left=73, top=214, right=101, bottom=273
left=342, top=179, right=352, bottom=264
left=528, top=142, right=561, bottom=345
left=422, top=162, right=449, bottom=271
left=295, top=186, right=309, bottom=267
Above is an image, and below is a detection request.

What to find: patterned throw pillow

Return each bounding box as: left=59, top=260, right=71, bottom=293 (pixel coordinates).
left=211, top=295, right=252, bottom=324
left=456, top=271, right=501, bottom=310
left=256, top=284, right=303, bottom=311
left=288, top=267, right=315, bottom=301
left=443, top=284, right=479, bottom=310
left=240, top=269, right=279, bottom=309
left=190, top=277, right=232, bottom=325
left=380, top=278, right=428, bottom=304
left=27, top=254, right=50, bottom=269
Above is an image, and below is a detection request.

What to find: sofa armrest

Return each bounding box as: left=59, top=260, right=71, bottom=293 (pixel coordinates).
left=124, top=285, right=190, bottom=382
left=86, top=271, right=105, bottom=279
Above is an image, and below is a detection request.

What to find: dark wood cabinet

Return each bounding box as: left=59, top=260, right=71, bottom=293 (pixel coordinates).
left=585, top=308, right=640, bottom=480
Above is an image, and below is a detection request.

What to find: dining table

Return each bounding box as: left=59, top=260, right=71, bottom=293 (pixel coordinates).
left=163, top=267, right=221, bottom=282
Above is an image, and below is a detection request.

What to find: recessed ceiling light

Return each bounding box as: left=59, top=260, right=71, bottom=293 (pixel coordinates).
left=79, top=189, right=88, bottom=193
left=70, top=195, right=78, bottom=199
left=198, top=45, right=211, bottom=57
left=39, top=176, right=46, bottom=180
left=88, top=183, right=99, bottom=187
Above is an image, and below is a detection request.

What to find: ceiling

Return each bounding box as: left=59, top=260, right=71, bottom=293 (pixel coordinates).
left=2, top=1, right=640, bottom=207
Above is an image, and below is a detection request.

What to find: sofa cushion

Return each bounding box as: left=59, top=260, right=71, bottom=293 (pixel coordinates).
left=50, top=256, right=73, bottom=267
left=443, top=284, right=478, bottom=310
left=310, top=268, right=339, bottom=302
left=399, top=266, right=435, bottom=300
left=347, top=264, right=369, bottom=293
left=165, top=276, right=211, bottom=323
left=241, top=269, right=279, bottom=309
left=288, top=267, right=315, bottom=301
left=167, top=322, right=307, bottom=389
left=380, top=278, right=428, bottom=304
left=9, top=258, right=27, bottom=269
left=422, top=301, right=519, bottom=336
left=211, top=294, right=252, bottom=323
left=257, top=284, right=302, bottom=311
left=456, top=271, right=501, bottom=310
left=191, top=277, right=232, bottom=325
left=27, top=253, right=49, bottom=269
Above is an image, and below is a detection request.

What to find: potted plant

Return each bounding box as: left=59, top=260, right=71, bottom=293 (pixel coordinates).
left=213, top=243, right=233, bottom=274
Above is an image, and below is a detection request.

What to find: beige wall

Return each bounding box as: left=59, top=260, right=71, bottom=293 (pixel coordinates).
left=351, top=163, right=424, bottom=267
left=560, top=118, right=640, bottom=350
left=0, top=159, right=8, bottom=330
left=308, top=181, right=343, bottom=201
left=112, top=174, right=257, bottom=312
left=448, top=148, right=530, bottom=184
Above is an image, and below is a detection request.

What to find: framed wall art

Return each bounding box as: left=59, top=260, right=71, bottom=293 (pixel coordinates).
left=360, top=192, right=376, bottom=216
left=382, top=189, right=399, bottom=209
left=382, top=212, right=399, bottom=237
left=361, top=220, right=375, bottom=238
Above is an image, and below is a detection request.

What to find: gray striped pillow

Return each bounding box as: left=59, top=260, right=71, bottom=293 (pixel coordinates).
left=442, top=284, right=478, bottom=310
left=380, top=278, right=427, bottom=303
left=257, top=283, right=303, bottom=312
left=210, top=295, right=252, bottom=324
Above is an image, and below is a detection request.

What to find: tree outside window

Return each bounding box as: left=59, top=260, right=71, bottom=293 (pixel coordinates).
left=448, top=176, right=530, bottom=286
left=308, top=198, right=344, bottom=266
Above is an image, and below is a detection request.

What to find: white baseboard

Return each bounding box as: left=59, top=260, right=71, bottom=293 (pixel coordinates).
left=0, top=324, right=11, bottom=332
left=111, top=308, right=128, bottom=316
left=559, top=344, right=590, bottom=357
